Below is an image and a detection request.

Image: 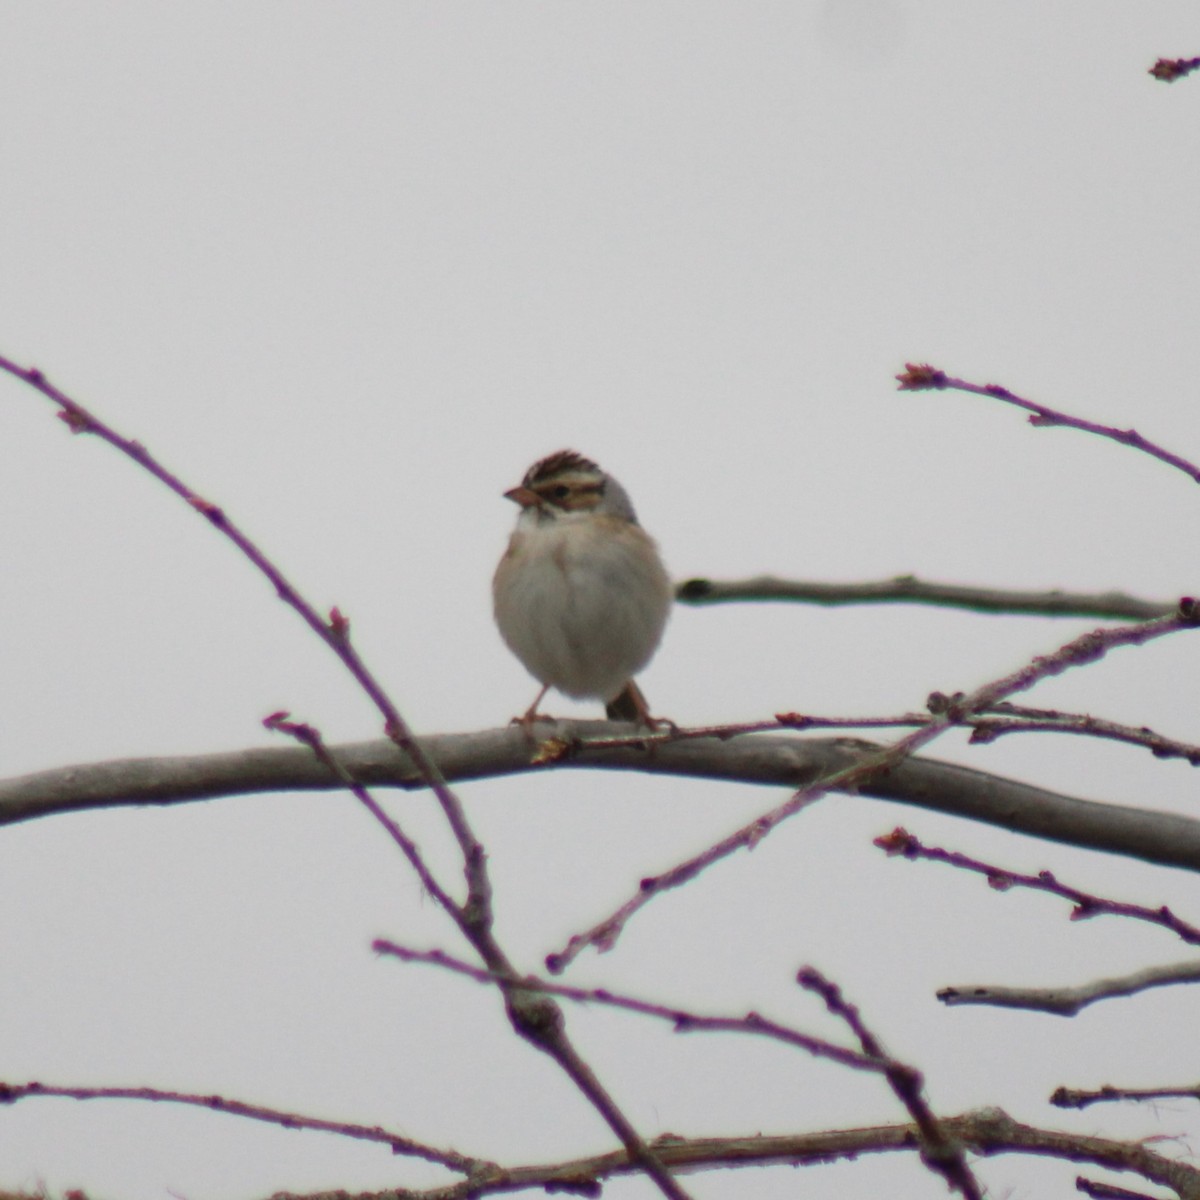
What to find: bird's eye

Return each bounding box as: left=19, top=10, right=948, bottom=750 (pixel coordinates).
left=552, top=485, right=571, bottom=500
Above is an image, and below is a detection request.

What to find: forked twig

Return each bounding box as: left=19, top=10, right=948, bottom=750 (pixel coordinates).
left=548, top=607, right=1200, bottom=972
left=260, top=1108, right=1200, bottom=1200
left=897, top=364, right=1200, bottom=484
left=0, top=354, right=690, bottom=1200
left=968, top=702, right=1200, bottom=766
left=798, top=967, right=984, bottom=1200
left=0, top=354, right=471, bottom=857
left=774, top=702, right=1200, bottom=768
left=373, top=941, right=885, bottom=1074
left=879, top=828, right=1200, bottom=945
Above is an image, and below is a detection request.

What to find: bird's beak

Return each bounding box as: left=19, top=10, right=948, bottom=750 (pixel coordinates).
left=503, top=486, right=542, bottom=508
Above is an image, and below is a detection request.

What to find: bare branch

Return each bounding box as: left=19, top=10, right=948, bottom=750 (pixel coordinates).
left=264, top=1108, right=1200, bottom=1200
left=897, top=364, right=1200, bottom=484
left=0, top=1080, right=481, bottom=1173
left=677, top=575, right=1171, bottom=621
left=1077, top=1177, right=1170, bottom=1200
left=0, top=354, right=689, bottom=1200
left=372, top=941, right=885, bottom=1075
left=263, top=713, right=466, bottom=920
left=8, top=1083, right=1196, bottom=1198
left=969, top=703, right=1200, bottom=766
left=548, top=610, right=1200, bottom=970
left=798, top=966, right=984, bottom=1200
left=1054, top=1084, right=1200, bottom=1111
left=0, top=355, right=499, bottom=935
left=775, top=703, right=1200, bottom=768
left=939, top=960, right=1200, bottom=1016
left=6, top=728, right=1200, bottom=874
left=880, top=829, right=1200, bottom=943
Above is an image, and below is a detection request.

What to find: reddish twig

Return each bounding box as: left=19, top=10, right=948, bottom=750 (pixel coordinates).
left=547, top=607, right=1200, bottom=972
left=263, top=714, right=464, bottom=918
left=897, top=364, right=1200, bottom=485
left=0, top=354, right=479, bottom=881
left=373, top=941, right=886, bottom=1075
left=797, top=967, right=984, bottom=1200
left=968, top=703, right=1200, bottom=766
left=1150, top=56, right=1200, bottom=82
left=776, top=702, right=1200, bottom=768
left=0, top=355, right=689, bottom=1200
left=561, top=700, right=1200, bottom=774
left=0, top=1080, right=481, bottom=1172
left=878, top=828, right=1200, bottom=944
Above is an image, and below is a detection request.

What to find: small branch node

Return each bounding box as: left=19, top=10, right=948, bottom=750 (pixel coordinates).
left=895, top=362, right=947, bottom=390
left=56, top=409, right=94, bottom=434
left=327, top=606, right=351, bottom=640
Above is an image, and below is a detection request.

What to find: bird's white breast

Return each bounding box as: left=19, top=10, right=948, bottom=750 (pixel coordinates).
left=493, top=513, right=672, bottom=702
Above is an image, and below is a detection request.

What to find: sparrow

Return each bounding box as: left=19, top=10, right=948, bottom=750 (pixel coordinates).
left=493, top=450, right=672, bottom=725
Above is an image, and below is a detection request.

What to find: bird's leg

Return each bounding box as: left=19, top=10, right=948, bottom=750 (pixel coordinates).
left=511, top=683, right=552, bottom=733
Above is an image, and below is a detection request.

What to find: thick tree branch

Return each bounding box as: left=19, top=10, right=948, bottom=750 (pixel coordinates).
left=5, top=726, right=1200, bottom=874
left=265, top=1107, right=1200, bottom=1200
left=676, top=575, right=1171, bottom=621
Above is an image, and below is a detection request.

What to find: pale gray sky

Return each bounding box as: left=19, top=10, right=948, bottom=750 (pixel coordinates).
left=3, top=4, right=1200, bottom=1198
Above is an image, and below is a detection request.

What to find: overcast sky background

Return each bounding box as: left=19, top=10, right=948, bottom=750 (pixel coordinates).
left=3, top=4, right=1200, bottom=1198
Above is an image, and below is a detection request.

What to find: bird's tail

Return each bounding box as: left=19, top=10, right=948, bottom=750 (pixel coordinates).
left=606, top=680, right=650, bottom=724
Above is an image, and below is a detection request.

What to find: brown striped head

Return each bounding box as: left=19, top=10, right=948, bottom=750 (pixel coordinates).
left=504, top=450, right=638, bottom=523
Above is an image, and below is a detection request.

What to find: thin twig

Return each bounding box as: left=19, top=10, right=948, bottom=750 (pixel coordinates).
left=0, top=1080, right=481, bottom=1172
left=897, top=364, right=1200, bottom=484
left=879, top=828, right=1200, bottom=944
left=677, top=575, right=1171, bottom=621
left=263, top=715, right=464, bottom=919
left=0, top=355, right=689, bottom=1200
left=372, top=941, right=886, bottom=1074
left=774, top=703, right=1200, bottom=768
left=0, top=354, right=473, bottom=870
left=938, top=960, right=1200, bottom=1016
left=1053, top=1084, right=1200, bottom=1111
left=798, top=967, right=984, bottom=1200
left=1150, top=56, right=1200, bottom=82
left=1076, top=1177, right=1167, bottom=1200
left=547, top=607, right=1200, bottom=972
left=969, top=703, right=1200, bottom=766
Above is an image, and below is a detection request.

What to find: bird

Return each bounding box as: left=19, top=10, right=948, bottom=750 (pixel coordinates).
left=493, top=450, right=673, bottom=726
